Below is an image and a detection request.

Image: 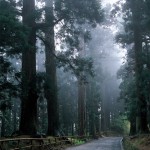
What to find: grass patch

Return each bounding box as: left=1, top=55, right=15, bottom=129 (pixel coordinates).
left=123, top=137, right=139, bottom=150
left=71, top=138, right=85, bottom=145
left=123, top=135, right=150, bottom=150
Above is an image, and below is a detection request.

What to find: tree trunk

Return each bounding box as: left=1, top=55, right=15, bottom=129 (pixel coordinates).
left=129, top=115, right=136, bottom=135
left=78, top=79, right=86, bottom=136
left=20, top=0, right=37, bottom=135
left=1, top=115, right=5, bottom=137
left=89, top=110, right=95, bottom=136
left=101, top=81, right=111, bottom=131
left=145, top=38, right=150, bottom=129
left=87, top=83, right=99, bottom=137
left=77, top=33, right=86, bottom=136
left=132, top=0, right=149, bottom=133
left=45, top=0, right=59, bottom=136
left=13, top=99, right=17, bottom=132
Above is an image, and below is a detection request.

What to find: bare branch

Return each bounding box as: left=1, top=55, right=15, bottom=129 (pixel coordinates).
left=35, top=17, right=64, bottom=30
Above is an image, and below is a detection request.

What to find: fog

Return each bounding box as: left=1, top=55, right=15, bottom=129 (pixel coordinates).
left=56, top=2, right=126, bottom=133
left=27, top=0, right=126, bottom=133
left=0, top=0, right=127, bottom=137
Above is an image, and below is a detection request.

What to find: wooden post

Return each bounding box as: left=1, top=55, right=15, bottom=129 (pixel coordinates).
left=31, top=139, right=33, bottom=150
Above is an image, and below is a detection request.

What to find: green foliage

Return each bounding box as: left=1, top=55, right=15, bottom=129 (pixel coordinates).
left=0, top=0, right=27, bottom=110
left=123, top=138, right=139, bottom=150
left=73, top=138, right=85, bottom=145
left=0, top=0, right=28, bottom=55
left=1, top=109, right=14, bottom=136
left=38, top=0, right=104, bottom=78
left=0, top=0, right=103, bottom=136
left=0, top=57, right=19, bottom=111
left=54, top=0, right=103, bottom=25
left=58, top=69, right=78, bottom=135
left=116, top=0, right=150, bottom=134
left=111, top=115, right=130, bottom=135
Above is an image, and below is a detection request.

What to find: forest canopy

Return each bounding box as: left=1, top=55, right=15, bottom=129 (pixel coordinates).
left=0, top=0, right=150, bottom=141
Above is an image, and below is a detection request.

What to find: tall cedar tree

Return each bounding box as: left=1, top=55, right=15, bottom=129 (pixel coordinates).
left=132, top=0, right=149, bottom=133
left=0, top=0, right=28, bottom=135
left=20, top=0, right=37, bottom=135
left=44, top=0, right=59, bottom=136
left=19, top=0, right=103, bottom=135
left=41, top=0, right=103, bottom=136
left=117, top=63, right=137, bottom=135
left=77, top=33, right=86, bottom=136
left=116, top=0, right=150, bottom=134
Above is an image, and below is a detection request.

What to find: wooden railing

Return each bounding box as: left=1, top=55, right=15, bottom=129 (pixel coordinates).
left=0, top=136, right=92, bottom=150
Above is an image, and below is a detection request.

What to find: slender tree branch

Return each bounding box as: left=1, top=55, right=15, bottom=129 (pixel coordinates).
left=36, top=34, right=77, bottom=74
left=35, top=17, right=64, bottom=30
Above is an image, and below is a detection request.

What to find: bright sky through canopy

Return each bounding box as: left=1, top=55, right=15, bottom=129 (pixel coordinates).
left=102, top=0, right=118, bottom=7
left=103, top=0, right=118, bottom=5
left=102, top=0, right=126, bottom=64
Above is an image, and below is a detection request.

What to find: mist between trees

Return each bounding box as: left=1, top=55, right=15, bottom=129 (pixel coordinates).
left=0, top=0, right=150, bottom=138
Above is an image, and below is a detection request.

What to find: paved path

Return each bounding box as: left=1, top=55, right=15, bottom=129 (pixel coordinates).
left=66, top=137, right=123, bottom=150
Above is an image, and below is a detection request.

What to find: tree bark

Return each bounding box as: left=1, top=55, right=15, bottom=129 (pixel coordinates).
left=20, top=0, right=37, bottom=135
left=1, top=114, right=5, bottom=137
left=13, top=99, right=17, bottom=132
left=129, top=114, right=136, bottom=135
left=132, top=0, right=149, bottom=133
left=78, top=79, right=86, bottom=136
left=44, top=0, right=59, bottom=136
left=78, top=33, right=86, bottom=136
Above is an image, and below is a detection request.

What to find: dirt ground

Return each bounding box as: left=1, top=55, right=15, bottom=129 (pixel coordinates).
left=127, top=134, right=150, bottom=150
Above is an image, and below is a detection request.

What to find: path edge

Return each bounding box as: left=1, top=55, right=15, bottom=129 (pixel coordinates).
left=120, top=137, right=124, bottom=150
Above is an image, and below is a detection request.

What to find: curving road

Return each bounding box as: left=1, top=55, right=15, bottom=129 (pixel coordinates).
left=66, top=137, right=123, bottom=150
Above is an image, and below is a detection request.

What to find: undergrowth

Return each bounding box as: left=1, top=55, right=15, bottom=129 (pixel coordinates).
left=123, top=137, right=139, bottom=150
